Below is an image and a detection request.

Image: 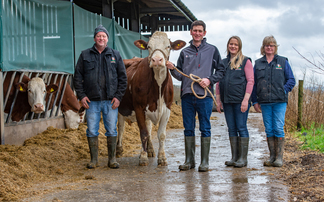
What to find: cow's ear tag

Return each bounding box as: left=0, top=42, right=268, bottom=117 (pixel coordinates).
left=50, top=88, right=55, bottom=93
left=140, top=44, right=145, bottom=49
left=19, top=85, right=24, bottom=92
left=177, top=43, right=180, bottom=47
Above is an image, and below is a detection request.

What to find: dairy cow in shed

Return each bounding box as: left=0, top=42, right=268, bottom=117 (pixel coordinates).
left=117, top=31, right=186, bottom=166
left=44, top=74, right=85, bottom=129
left=3, top=72, right=84, bottom=129
left=3, top=72, right=58, bottom=121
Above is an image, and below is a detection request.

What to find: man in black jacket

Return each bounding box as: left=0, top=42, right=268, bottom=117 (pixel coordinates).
left=74, top=25, right=127, bottom=169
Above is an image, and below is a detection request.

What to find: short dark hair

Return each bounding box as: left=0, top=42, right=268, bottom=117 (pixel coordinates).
left=190, top=20, right=206, bottom=31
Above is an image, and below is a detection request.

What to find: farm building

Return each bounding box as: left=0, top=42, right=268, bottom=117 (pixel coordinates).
left=0, top=0, right=196, bottom=145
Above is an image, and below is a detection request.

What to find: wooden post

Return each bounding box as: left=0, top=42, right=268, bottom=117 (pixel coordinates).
left=297, top=80, right=304, bottom=130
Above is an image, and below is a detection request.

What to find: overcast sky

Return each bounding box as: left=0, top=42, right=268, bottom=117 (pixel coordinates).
left=167, top=0, right=324, bottom=85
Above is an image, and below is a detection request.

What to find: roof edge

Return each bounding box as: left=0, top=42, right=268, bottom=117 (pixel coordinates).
left=168, top=0, right=197, bottom=23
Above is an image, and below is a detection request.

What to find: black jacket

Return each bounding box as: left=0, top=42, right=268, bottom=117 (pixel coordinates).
left=219, top=56, right=251, bottom=103
left=254, top=55, right=287, bottom=103
left=74, top=45, right=127, bottom=101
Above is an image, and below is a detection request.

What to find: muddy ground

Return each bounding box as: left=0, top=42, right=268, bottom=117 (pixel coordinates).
left=0, top=104, right=323, bottom=201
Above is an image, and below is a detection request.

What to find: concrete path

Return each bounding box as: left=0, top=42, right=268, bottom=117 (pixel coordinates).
left=22, top=113, right=288, bottom=202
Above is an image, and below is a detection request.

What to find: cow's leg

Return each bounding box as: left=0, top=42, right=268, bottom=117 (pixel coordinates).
left=116, top=114, right=124, bottom=157
left=146, top=119, right=155, bottom=157
left=157, top=108, right=171, bottom=166
left=135, top=109, right=149, bottom=166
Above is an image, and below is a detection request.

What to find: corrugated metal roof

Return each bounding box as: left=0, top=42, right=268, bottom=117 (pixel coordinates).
left=72, top=0, right=197, bottom=32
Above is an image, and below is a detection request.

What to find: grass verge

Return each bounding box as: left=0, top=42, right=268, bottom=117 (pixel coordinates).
left=293, top=123, right=324, bottom=153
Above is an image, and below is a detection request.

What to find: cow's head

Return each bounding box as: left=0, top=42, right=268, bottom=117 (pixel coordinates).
left=15, top=77, right=58, bottom=113
left=134, top=32, right=186, bottom=84
left=63, top=106, right=85, bottom=129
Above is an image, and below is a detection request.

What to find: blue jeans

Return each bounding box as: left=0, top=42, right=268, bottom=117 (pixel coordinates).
left=86, top=100, right=118, bottom=137
left=260, top=102, right=287, bottom=138
left=223, top=103, right=250, bottom=137
left=181, top=94, right=213, bottom=137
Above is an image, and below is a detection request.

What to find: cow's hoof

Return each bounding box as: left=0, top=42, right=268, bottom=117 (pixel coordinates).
left=86, top=162, right=98, bottom=169
left=108, top=162, right=120, bottom=169
left=139, top=152, right=149, bottom=166
left=116, top=146, right=123, bottom=158
left=147, top=150, right=155, bottom=157
left=158, top=159, right=168, bottom=166
left=139, top=161, right=149, bottom=166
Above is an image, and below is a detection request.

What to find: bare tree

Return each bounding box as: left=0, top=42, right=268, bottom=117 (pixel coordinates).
left=293, top=47, right=324, bottom=75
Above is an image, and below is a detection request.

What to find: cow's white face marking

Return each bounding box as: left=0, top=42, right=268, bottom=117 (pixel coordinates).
left=147, top=32, right=171, bottom=86
left=63, top=110, right=84, bottom=129
left=28, top=77, right=46, bottom=113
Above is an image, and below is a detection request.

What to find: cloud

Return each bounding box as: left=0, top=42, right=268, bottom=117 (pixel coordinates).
left=168, top=0, right=324, bottom=82
left=275, top=4, right=324, bottom=38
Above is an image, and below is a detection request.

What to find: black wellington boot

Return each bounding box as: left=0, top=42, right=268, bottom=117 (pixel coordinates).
left=198, top=137, right=211, bottom=172
left=107, top=136, right=120, bottom=169
left=225, top=136, right=238, bottom=166
left=87, top=136, right=99, bottom=169
left=264, top=137, right=276, bottom=166
left=272, top=137, right=285, bottom=167
left=179, top=136, right=196, bottom=171
left=234, top=137, right=249, bottom=168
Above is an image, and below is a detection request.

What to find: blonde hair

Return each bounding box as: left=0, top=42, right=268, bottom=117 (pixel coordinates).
left=226, top=36, right=244, bottom=70
left=260, top=35, right=279, bottom=55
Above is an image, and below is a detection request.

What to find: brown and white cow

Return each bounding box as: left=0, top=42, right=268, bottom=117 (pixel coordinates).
left=16, top=77, right=59, bottom=113
left=3, top=72, right=84, bottom=129
left=117, top=31, right=186, bottom=166
left=3, top=72, right=58, bottom=121
left=45, top=75, right=85, bottom=129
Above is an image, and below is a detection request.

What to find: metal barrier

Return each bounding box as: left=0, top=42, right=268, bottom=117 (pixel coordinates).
left=1, top=70, right=72, bottom=145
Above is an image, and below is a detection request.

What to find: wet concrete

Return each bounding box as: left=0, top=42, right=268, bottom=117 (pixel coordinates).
left=22, top=113, right=289, bottom=202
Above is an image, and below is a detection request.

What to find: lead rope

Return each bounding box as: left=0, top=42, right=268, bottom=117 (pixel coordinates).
left=172, top=66, right=218, bottom=107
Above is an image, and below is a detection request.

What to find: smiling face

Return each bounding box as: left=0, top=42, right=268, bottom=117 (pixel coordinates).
left=190, top=25, right=206, bottom=45
left=94, top=31, right=108, bottom=50
left=228, top=38, right=240, bottom=57
left=260, top=36, right=278, bottom=56
left=264, top=43, right=276, bottom=56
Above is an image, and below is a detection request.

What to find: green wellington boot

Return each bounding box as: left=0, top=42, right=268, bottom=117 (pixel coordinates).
left=107, top=136, right=120, bottom=169
left=272, top=137, right=285, bottom=167
left=198, top=137, right=211, bottom=172
left=225, top=136, right=238, bottom=166
left=179, top=136, right=196, bottom=171
left=234, top=137, right=249, bottom=168
left=87, top=136, right=99, bottom=169
left=264, top=137, right=276, bottom=166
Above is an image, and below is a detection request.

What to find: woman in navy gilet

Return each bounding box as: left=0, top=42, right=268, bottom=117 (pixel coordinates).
left=216, top=36, right=254, bottom=167
left=252, top=36, right=295, bottom=167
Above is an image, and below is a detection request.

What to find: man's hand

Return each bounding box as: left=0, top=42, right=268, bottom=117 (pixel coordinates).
left=166, top=61, right=175, bottom=70
left=111, top=98, right=120, bottom=110
left=216, top=96, right=222, bottom=113
left=253, top=103, right=262, bottom=113
left=81, top=96, right=90, bottom=109
left=199, top=78, right=211, bottom=89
